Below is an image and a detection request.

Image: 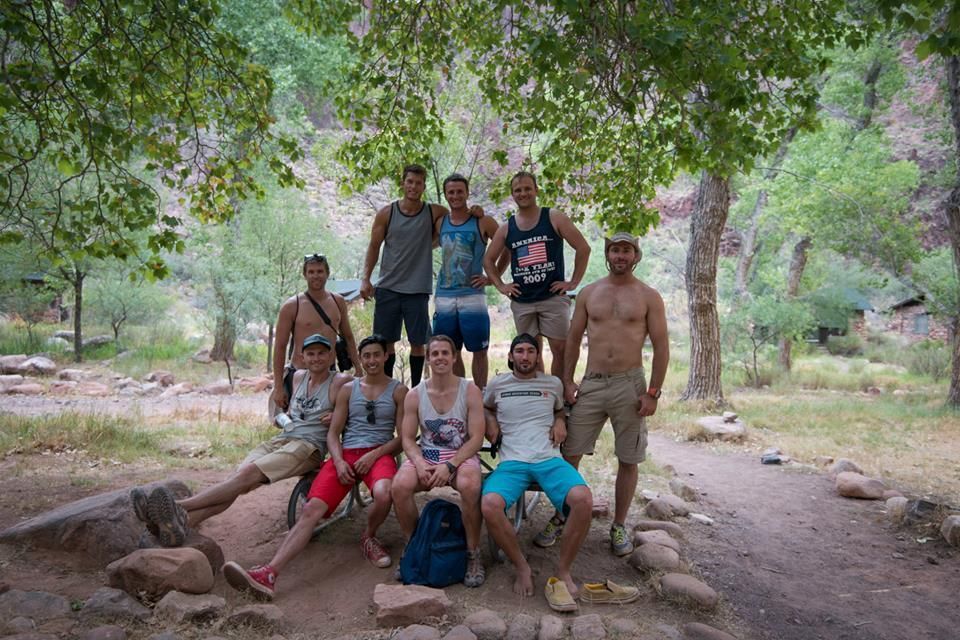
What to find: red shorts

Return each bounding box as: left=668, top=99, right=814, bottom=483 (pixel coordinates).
left=306, top=447, right=397, bottom=517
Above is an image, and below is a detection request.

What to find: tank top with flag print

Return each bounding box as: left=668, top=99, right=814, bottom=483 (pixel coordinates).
left=506, top=207, right=565, bottom=303
left=417, top=378, right=470, bottom=463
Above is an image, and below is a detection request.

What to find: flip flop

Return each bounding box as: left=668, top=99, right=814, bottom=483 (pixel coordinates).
left=544, top=576, right=579, bottom=612
left=579, top=579, right=640, bottom=604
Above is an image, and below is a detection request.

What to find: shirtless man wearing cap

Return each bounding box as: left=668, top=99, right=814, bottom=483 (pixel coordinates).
left=534, top=232, right=669, bottom=558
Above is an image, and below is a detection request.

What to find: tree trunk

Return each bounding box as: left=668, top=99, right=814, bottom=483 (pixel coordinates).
left=778, top=236, right=812, bottom=371
left=734, top=127, right=797, bottom=299
left=267, top=322, right=275, bottom=373
left=210, top=315, right=236, bottom=361
left=680, top=172, right=729, bottom=405
left=944, top=56, right=960, bottom=408
left=72, top=272, right=85, bottom=362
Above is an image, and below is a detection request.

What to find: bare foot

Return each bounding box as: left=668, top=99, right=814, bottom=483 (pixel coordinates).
left=513, top=565, right=534, bottom=597
left=557, top=570, right=579, bottom=600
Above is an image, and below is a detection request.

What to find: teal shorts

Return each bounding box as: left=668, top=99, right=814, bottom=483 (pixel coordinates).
left=482, top=457, right=587, bottom=516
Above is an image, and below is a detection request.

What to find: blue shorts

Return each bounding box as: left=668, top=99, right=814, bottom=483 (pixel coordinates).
left=432, top=294, right=490, bottom=353
left=482, top=457, right=587, bottom=516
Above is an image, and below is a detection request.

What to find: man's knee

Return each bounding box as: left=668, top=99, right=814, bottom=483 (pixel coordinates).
left=457, top=470, right=482, bottom=501
left=391, top=469, right=417, bottom=500
left=481, top=493, right=506, bottom=518
left=236, top=463, right=268, bottom=490
left=372, top=478, right=393, bottom=502
left=547, top=337, right=566, bottom=354
left=617, top=460, right=639, bottom=473
left=566, top=485, right=592, bottom=514
left=300, top=498, right=328, bottom=524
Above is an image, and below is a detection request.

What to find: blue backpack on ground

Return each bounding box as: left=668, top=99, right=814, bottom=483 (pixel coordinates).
left=399, top=498, right=467, bottom=587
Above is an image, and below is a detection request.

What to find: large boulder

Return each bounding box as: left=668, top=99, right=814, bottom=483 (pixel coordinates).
left=0, top=373, right=25, bottom=390
left=828, top=458, right=863, bottom=476
left=659, top=574, right=718, bottom=610
left=835, top=472, right=886, bottom=500
left=373, top=584, right=450, bottom=627
left=17, top=356, right=57, bottom=376
left=138, top=531, right=224, bottom=575
left=634, top=529, right=681, bottom=552
left=0, top=354, right=28, bottom=374
left=629, top=543, right=682, bottom=573
left=106, top=548, right=214, bottom=598
left=6, top=382, right=44, bottom=395
left=463, top=609, right=507, bottom=640
left=0, top=480, right=190, bottom=564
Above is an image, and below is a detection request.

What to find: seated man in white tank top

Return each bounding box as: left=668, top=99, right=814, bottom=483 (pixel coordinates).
left=391, top=334, right=487, bottom=587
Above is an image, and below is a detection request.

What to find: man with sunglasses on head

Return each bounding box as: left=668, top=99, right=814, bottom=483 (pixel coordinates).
left=272, top=253, right=361, bottom=414
left=223, top=334, right=407, bottom=600
left=131, top=334, right=350, bottom=548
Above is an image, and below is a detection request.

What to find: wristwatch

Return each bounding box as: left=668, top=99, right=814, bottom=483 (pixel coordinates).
left=647, top=387, right=662, bottom=399
left=444, top=461, right=457, bottom=474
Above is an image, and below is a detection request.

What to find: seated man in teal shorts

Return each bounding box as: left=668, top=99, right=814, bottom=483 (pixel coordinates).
left=481, top=333, right=639, bottom=612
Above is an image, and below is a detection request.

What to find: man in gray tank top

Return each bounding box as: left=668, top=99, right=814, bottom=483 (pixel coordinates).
left=131, top=335, right=350, bottom=548
left=360, top=164, right=483, bottom=388
left=391, top=334, right=487, bottom=586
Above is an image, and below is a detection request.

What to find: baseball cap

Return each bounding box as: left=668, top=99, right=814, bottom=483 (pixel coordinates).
left=302, top=334, right=332, bottom=350
left=508, top=333, right=539, bottom=371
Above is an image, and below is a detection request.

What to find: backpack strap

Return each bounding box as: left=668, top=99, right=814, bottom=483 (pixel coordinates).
left=304, top=291, right=342, bottom=339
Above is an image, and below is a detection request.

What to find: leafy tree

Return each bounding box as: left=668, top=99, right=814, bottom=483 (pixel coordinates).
left=0, top=245, right=60, bottom=350
left=0, top=0, right=301, bottom=280
left=287, top=0, right=857, bottom=404
left=86, top=263, right=172, bottom=347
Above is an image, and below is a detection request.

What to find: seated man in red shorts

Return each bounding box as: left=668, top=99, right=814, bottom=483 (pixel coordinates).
left=391, top=334, right=486, bottom=586
left=222, top=334, right=407, bottom=600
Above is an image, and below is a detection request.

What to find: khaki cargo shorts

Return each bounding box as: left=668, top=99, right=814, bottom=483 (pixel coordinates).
left=562, top=367, right=648, bottom=464
left=241, top=436, right=325, bottom=483
left=510, top=294, right=571, bottom=340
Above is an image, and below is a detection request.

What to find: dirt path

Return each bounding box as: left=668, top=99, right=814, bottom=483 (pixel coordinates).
left=648, top=433, right=960, bottom=640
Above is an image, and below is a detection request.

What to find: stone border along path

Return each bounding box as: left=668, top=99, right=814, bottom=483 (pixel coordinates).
left=648, top=433, right=960, bottom=640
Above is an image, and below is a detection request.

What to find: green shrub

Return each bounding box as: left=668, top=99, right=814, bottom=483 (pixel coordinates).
left=825, top=334, right=863, bottom=356
left=902, top=339, right=951, bottom=380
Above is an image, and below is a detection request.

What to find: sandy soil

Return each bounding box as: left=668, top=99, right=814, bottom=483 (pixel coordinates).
left=1, top=397, right=958, bottom=639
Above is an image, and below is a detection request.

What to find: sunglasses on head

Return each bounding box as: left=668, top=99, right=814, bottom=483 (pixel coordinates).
left=304, top=253, right=327, bottom=264
left=365, top=400, right=376, bottom=424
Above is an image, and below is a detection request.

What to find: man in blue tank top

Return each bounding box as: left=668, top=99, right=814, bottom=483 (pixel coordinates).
left=484, top=171, right=591, bottom=377
left=433, top=173, right=505, bottom=388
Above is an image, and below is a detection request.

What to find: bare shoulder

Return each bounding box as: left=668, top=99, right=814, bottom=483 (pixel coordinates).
left=479, top=214, right=500, bottom=238
left=430, top=203, right=449, bottom=222
left=394, top=382, right=410, bottom=401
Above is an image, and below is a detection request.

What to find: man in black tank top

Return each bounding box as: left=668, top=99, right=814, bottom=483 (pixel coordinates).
left=130, top=335, right=351, bottom=548
left=484, top=171, right=591, bottom=378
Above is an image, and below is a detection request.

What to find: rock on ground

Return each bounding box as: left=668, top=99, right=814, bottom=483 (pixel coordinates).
left=682, top=622, right=739, bottom=639
left=154, top=591, right=226, bottom=624
left=693, top=416, right=746, bottom=441
left=0, top=589, right=72, bottom=623
left=633, top=519, right=685, bottom=538
left=506, top=613, right=538, bottom=640
left=443, top=625, right=478, bottom=640
left=79, top=626, right=127, bottom=640
left=106, top=548, right=214, bottom=598
left=835, top=472, right=886, bottom=500
left=0, top=354, right=28, bottom=374
left=137, top=531, right=224, bottom=575
left=644, top=498, right=675, bottom=520
left=941, top=515, right=960, bottom=547
left=657, top=494, right=691, bottom=516
left=537, top=615, right=565, bottom=640
left=17, top=356, right=57, bottom=376
left=7, top=383, right=44, bottom=395
left=226, top=604, right=286, bottom=631
left=828, top=458, right=863, bottom=475
left=886, top=496, right=909, bottom=524
left=669, top=478, right=700, bottom=502
left=394, top=625, right=442, bottom=640
left=635, top=529, right=680, bottom=551
left=629, top=543, right=682, bottom=573
left=80, top=587, right=151, bottom=622
left=571, top=614, right=605, bottom=640
left=463, top=609, right=508, bottom=640
left=0, top=479, right=191, bottom=564
left=373, top=584, right=450, bottom=627
left=659, top=573, right=719, bottom=610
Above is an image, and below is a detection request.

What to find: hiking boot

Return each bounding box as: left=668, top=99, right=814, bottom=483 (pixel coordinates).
left=131, top=487, right=160, bottom=537
left=610, top=523, right=634, bottom=557
left=361, top=534, right=392, bottom=568
left=533, top=514, right=565, bottom=548
left=223, top=561, right=276, bottom=600
left=147, top=486, right=189, bottom=548
left=463, top=548, right=485, bottom=588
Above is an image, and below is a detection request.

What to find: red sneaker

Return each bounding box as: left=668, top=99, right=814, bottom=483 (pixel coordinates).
left=223, top=561, right=276, bottom=600
left=361, top=534, right=392, bottom=568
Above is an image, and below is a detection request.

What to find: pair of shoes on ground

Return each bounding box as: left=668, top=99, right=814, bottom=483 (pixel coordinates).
left=534, top=516, right=634, bottom=557
left=545, top=577, right=640, bottom=612
left=130, top=486, right=189, bottom=548
left=361, top=533, right=392, bottom=568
